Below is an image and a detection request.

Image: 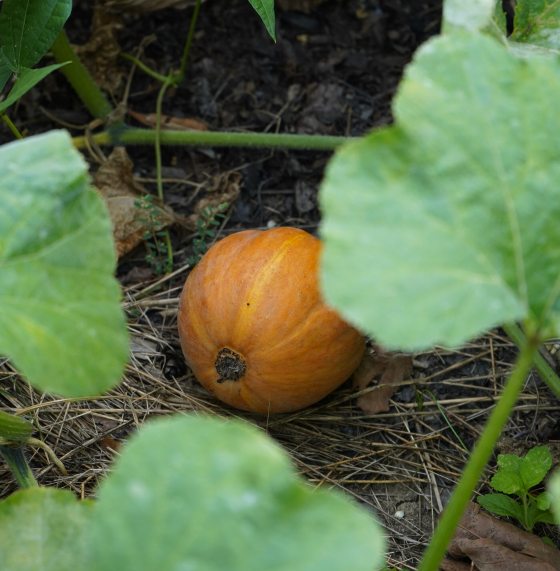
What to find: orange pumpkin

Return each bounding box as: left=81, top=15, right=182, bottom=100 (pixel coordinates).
left=177, top=227, right=365, bottom=414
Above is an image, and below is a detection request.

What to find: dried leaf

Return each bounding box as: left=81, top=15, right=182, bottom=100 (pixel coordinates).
left=446, top=502, right=560, bottom=570
left=352, top=349, right=412, bottom=414
left=75, top=6, right=124, bottom=93
left=186, top=172, right=241, bottom=229
left=128, top=110, right=208, bottom=131
left=93, top=148, right=175, bottom=258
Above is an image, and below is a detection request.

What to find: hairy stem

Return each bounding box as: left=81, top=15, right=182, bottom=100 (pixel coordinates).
left=418, top=336, right=539, bottom=570
left=504, top=323, right=560, bottom=399
left=0, top=446, right=38, bottom=488
left=73, top=126, right=350, bottom=150
left=51, top=31, right=113, bottom=119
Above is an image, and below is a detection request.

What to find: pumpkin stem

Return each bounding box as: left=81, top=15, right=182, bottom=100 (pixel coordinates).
left=215, top=348, right=246, bottom=383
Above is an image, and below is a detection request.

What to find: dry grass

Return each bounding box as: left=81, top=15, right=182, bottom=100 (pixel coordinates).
left=1, top=264, right=559, bottom=568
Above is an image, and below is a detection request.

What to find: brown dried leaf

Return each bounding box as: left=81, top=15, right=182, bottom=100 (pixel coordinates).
left=446, top=502, right=560, bottom=570
left=352, top=349, right=412, bottom=414
left=186, top=171, right=241, bottom=229
left=93, top=148, right=175, bottom=258
left=75, top=6, right=124, bottom=93
left=128, top=110, right=208, bottom=131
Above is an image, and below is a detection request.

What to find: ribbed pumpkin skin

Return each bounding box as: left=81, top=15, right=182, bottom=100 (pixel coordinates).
left=178, top=227, right=365, bottom=414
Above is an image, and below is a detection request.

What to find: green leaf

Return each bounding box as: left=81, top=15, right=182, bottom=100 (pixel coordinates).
left=511, top=0, right=560, bottom=50
left=320, top=33, right=560, bottom=350
left=247, top=0, right=276, bottom=41
left=520, top=445, right=552, bottom=488
left=533, top=509, right=557, bottom=525
left=0, top=56, right=11, bottom=92
left=0, top=411, right=33, bottom=443
left=477, top=493, right=524, bottom=520
left=0, top=63, right=67, bottom=114
left=491, top=469, right=524, bottom=495
left=550, top=469, right=560, bottom=524
left=497, top=453, right=523, bottom=472
left=443, top=0, right=496, bottom=32
left=90, top=415, right=385, bottom=571
left=0, top=131, right=129, bottom=396
left=0, top=487, right=90, bottom=571
left=0, top=0, right=71, bottom=71
left=535, top=491, right=551, bottom=510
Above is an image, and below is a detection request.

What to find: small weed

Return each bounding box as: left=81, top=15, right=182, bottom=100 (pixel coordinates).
left=186, top=202, right=229, bottom=266
left=477, top=445, right=556, bottom=532
left=135, top=194, right=170, bottom=275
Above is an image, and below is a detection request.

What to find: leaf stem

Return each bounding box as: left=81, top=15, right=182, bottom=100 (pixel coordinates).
left=418, top=336, right=539, bottom=571
left=51, top=31, right=113, bottom=119
left=1, top=113, right=23, bottom=139
left=0, top=446, right=38, bottom=488
left=176, top=0, right=203, bottom=83
left=154, top=79, right=174, bottom=273
left=73, top=126, right=350, bottom=150
left=504, top=323, right=560, bottom=399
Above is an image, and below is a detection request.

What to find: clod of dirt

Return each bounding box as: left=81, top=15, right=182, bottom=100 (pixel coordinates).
left=442, top=502, right=560, bottom=571
left=94, top=147, right=175, bottom=257
left=352, top=348, right=413, bottom=414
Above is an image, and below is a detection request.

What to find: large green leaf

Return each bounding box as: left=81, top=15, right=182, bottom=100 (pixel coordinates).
left=320, top=33, right=560, bottom=350
left=0, top=0, right=71, bottom=71
left=511, top=0, right=560, bottom=50
left=549, top=470, right=560, bottom=524
left=90, top=415, right=385, bottom=571
left=0, top=131, right=129, bottom=396
left=0, top=488, right=90, bottom=571
left=442, top=0, right=496, bottom=32
left=0, top=64, right=67, bottom=114
left=247, top=0, right=276, bottom=41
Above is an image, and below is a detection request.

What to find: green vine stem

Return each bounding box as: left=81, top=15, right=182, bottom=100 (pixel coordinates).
left=0, top=446, right=38, bottom=488
left=418, top=333, right=539, bottom=570
left=74, top=127, right=350, bottom=151
left=504, top=323, right=560, bottom=399
left=1, top=113, right=23, bottom=139
left=176, top=0, right=202, bottom=83
left=51, top=31, right=113, bottom=119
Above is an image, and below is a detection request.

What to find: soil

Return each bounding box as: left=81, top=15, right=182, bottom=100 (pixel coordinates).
left=1, top=1, right=559, bottom=569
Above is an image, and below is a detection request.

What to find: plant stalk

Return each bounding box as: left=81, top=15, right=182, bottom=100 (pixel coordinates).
left=1, top=113, right=24, bottom=139
left=418, top=336, right=539, bottom=571
left=74, top=126, right=350, bottom=150
left=51, top=31, right=113, bottom=119
left=176, top=0, right=203, bottom=83
left=0, top=446, right=38, bottom=488
left=504, top=323, right=560, bottom=399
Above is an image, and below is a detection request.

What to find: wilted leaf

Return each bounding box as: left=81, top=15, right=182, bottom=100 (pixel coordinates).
left=93, top=147, right=175, bottom=258
left=352, top=349, right=412, bottom=414
left=447, top=502, right=560, bottom=569
left=128, top=109, right=208, bottom=131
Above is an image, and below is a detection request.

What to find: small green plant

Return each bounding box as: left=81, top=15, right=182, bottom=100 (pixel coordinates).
left=135, top=194, right=171, bottom=275
left=477, top=445, right=557, bottom=532
left=186, top=203, right=229, bottom=266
